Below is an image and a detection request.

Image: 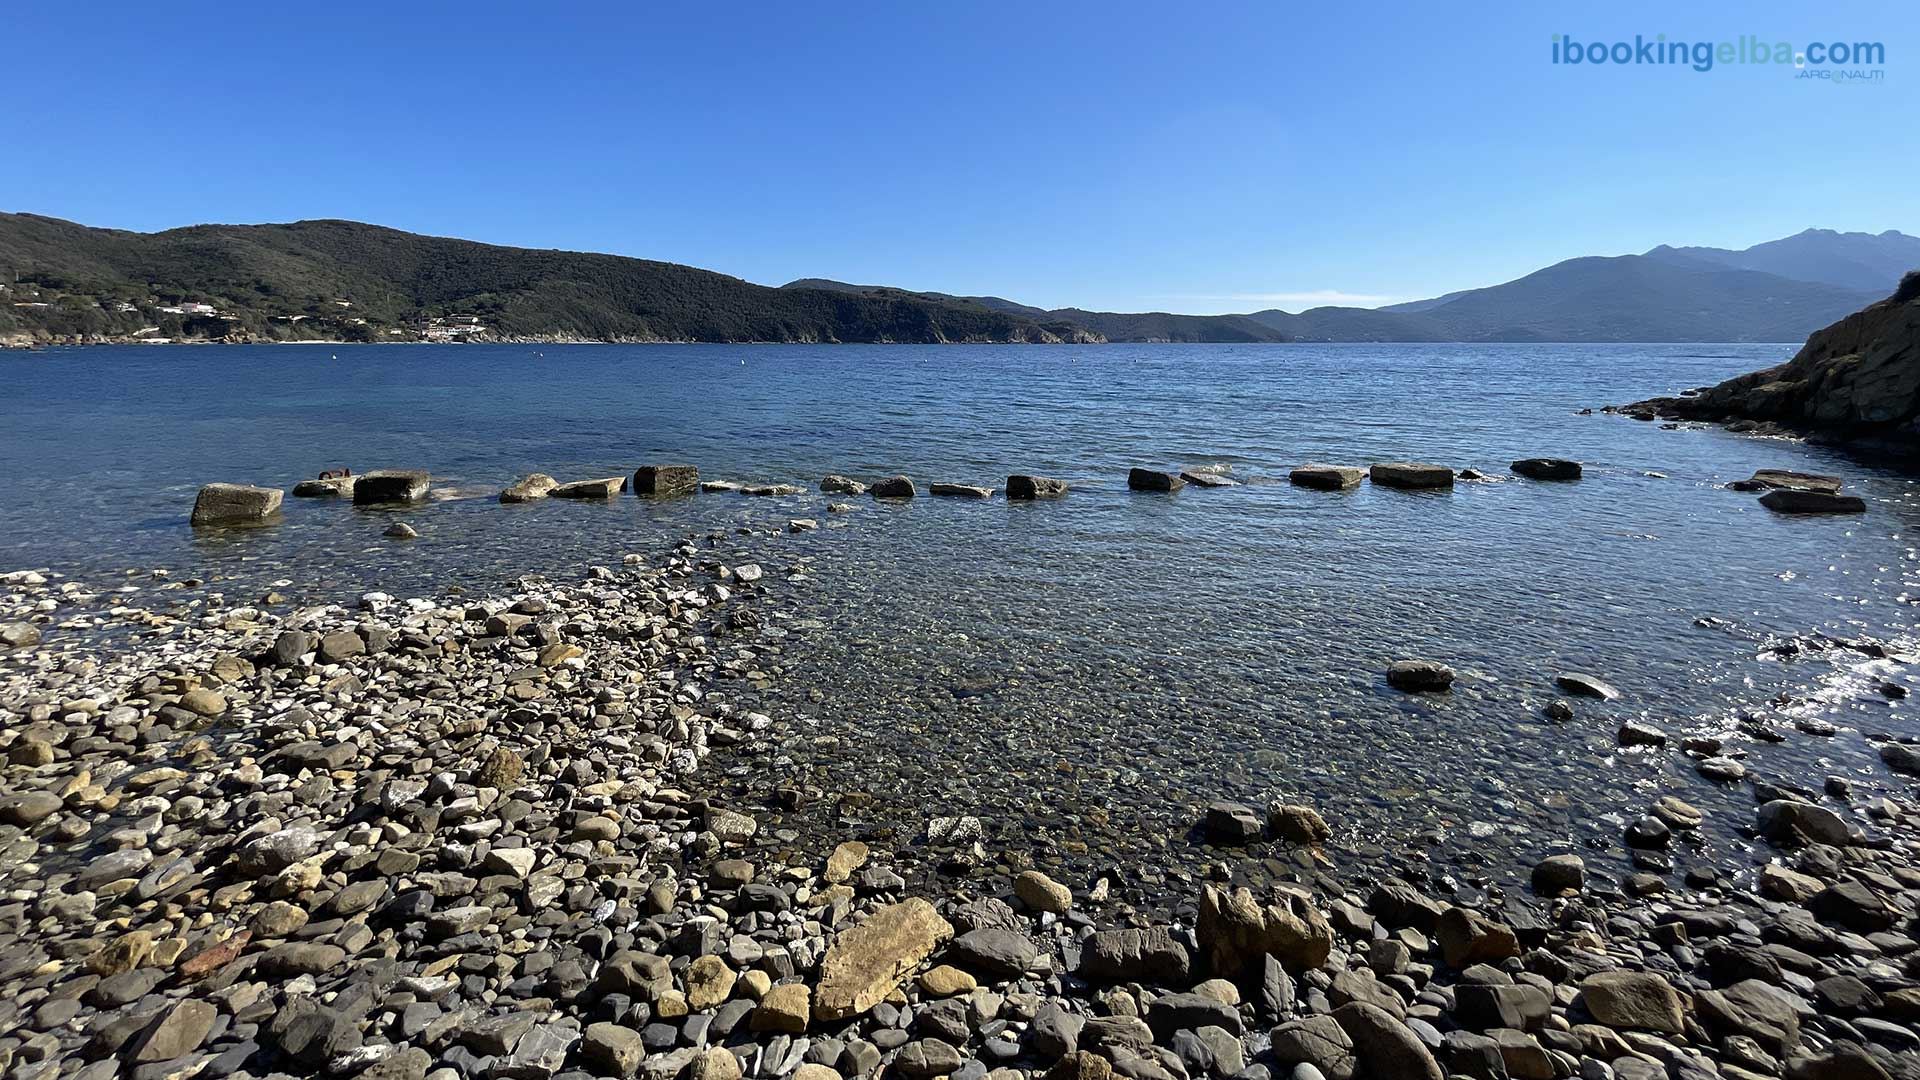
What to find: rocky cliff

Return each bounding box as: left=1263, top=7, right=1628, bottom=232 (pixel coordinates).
left=1618, top=271, right=1920, bottom=449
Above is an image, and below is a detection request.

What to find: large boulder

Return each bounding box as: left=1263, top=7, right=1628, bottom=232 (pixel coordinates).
left=1006, top=474, right=1068, bottom=500
left=1617, top=280, right=1920, bottom=448
left=1079, top=926, right=1190, bottom=982
left=352, top=470, right=430, bottom=503
left=1756, top=799, right=1854, bottom=846
left=1271, top=1016, right=1356, bottom=1080
left=1370, top=462, right=1454, bottom=489
left=1435, top=906, right=1519, bottom=967
left=1197, top=884, right=1332, bottom=976
left=1579, top=971, right=1686, bottom=1033
left=633, top=464, right=699, bottom=496
left=1331, top=1002, right=1444, bottom=1080
left=813, top=898, right=953, bottom=1019
left=868, top=475, right=915, bottom=499
left=191, top=483, right=283, bottom=526
left=1510, top=458, right=1582, bottom=480
left=1881, top=741, right=1920, bottom=776
left=1289, top=464, right=1366, bottom=490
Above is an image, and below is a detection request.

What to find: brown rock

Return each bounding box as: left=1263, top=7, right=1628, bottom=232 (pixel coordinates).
left=814, top=898, right=954, bottom=1020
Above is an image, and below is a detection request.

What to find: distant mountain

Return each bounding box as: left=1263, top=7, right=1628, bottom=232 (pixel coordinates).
left=782, top=279, right=1287, bottom=342
left=795, top=246, right=1887, bottom=343
left=3, top=213, right=1910, bottom=347
left=1644, top=228, right=1920, bottom=293
left=0, top=215, right=1086, bottom=345
left=1368, top=255, right=1881, bottom=342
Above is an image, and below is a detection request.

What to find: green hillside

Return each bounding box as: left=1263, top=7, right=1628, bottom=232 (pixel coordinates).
left=0, top=214, right=1079, bottom=345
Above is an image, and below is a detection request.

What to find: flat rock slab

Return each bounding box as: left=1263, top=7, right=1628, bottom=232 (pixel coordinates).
left=929, top=483, right=993, bottom=498
left=1511, top=458, right=1582, bottom=481
left=1006, top=475, right=1068, bottom=500
left=500, top=474, right=558, bottom=503
left=743, top=483, right=807, bottom=496
left=191, top=483, right=283, bottom=526
left=1555, top=673, right=1620, bottom=699
left=352, top=470, right=430, bottom=504
left=814, top=898, right=954, bottom=1020
left=1759, top=489, right=1865, bottom=514
left=634, top=464, right=699, bottom=496
left=292, top=476, right=356, bottom=497
left=1128, top=468, right=1185, bottom=492
left=701, top=481, right=743, bottom=493
left=1370, top=462, right=1455, bottom=489
left=1290, top=465, right=1366, bottom=490
left=1733, top=469, right=1843, bottom=494
left=550, top=477, right=627, bottom=499
left=1179, top=470, right=1239, bottom=488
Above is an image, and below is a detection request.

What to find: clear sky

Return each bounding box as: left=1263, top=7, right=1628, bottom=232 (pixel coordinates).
left=6, top=1, right=1913, bottom=313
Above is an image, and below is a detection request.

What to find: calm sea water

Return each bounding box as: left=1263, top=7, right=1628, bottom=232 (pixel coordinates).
left=5, top=342, right=1917, bottom=897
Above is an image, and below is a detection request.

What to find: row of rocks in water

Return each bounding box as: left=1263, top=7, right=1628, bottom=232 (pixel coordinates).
left=4, top=514, right=1920, bottom=1080
left=191, top=454, right=1871, bottom=530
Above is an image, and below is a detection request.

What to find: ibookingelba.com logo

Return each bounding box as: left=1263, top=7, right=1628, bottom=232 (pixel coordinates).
left=1552, top=34, right=1886, bottom=83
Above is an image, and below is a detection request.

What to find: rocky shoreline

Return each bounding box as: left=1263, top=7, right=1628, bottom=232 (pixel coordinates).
left=2, top=527, right=1919, bottom=1080
left=1613, top=274, right=1920, bottom=456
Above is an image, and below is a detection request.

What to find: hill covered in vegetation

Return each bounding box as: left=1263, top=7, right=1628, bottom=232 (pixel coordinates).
left=3, top=212, right=1907, bottom=347
left=0, top=214, right=1089, bottom=345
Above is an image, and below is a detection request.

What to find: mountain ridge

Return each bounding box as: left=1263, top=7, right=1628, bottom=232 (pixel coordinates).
left=1, top=211, right=1910, bottom=346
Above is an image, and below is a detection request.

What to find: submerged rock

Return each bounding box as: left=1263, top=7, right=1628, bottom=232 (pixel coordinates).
left=1732, top=468, right=1843, bottom=494
left=1127, top=468, right=1185, bottom=492
left=1511, top=457, right=1582, bottom=480
left=1179, top=469, right=1238, bottom=488
left=500, top=473, right=559, bottom=502
left=190, top=482, right=283, bottom=526
left=1759, top=488, right=1866, bottom=514
left=292, top=475, right=356, bottom=497
left=1386, top=660, right=1454, bottom=692
left=929, top=483, right=992, bottom=498
left=821, top=474, right=868, bottom=495
left=1554, top=672, right=1619, bottom=699
left=1289, top=464, right=1366, bottom=490
left=1369, top=462, right=1454, bottom=489
left=551, top=476, right=627, bottom=499
left=1005, top=474, right=1068, bottom=500
left=634, top=463, right=700, bottom=496
left=352, top=469, right=430, bottom=503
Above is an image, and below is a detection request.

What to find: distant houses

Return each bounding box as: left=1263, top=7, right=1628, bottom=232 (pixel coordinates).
left=422, top=314, right=486, bottom=341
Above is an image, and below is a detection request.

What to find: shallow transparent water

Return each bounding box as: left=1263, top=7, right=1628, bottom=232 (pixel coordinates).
left=4, top=342, right=1917, bottom=900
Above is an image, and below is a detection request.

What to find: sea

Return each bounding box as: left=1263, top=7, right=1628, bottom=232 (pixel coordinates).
left=4, top=341, right=1915, bottom=899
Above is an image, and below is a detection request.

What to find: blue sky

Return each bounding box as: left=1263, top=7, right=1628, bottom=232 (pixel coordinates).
left=6, top=1, right=1913, bottom=312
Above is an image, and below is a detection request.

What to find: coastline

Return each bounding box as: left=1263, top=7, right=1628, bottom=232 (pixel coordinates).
left=3, top=518, right=1917, bottom=1080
